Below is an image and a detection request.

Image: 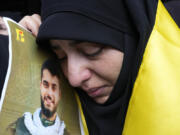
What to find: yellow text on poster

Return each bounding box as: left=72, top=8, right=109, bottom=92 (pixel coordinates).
left=16, top=28, right=25, bottom=42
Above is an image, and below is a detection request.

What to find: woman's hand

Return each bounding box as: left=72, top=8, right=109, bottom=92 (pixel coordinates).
left=0, top=16, right=8, bottom=35
left=19, top=14, right=41, bottom=37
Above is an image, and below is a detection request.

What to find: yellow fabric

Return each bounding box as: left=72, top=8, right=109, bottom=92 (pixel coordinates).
left=123, top=0, right=180, bottom=135
left=75, top=92, right=89, bottom=135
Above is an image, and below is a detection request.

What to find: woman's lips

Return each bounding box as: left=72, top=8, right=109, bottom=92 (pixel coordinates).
left=87, top=86, right=106, bottom=98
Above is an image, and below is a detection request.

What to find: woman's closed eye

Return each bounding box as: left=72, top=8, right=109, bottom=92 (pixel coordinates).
left=78, top=43, right=105, bottom=58
left=80, top=46, right=104, bottom=57
left=50, top=40, right=106, bottom=61
left=57, top=47, right=104, bottom=61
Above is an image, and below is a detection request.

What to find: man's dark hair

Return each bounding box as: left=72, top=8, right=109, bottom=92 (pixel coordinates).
left=41, top=58, right=61, bottom=80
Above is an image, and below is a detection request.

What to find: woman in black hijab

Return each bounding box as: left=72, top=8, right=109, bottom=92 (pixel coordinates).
left=37, top=0, right=137, bottom=134
left=22, top=0, right=180, bottom=134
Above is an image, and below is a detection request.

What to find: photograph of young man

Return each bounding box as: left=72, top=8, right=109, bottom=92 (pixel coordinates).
left=15, top=59, right=65, bottom=135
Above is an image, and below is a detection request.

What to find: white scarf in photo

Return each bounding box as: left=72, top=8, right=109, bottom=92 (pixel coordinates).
left=24, top=108, right=65, bottom=135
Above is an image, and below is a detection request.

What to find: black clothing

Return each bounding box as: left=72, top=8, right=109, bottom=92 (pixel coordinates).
left=0, top=0, right=41, bottom=22
left=0, top=12, right=23, bottom=22
left=0, top=35, right=9, bottom=99
left=0, top=0, right=41, bottom=14
left=164, top=0, right=180, bottom=27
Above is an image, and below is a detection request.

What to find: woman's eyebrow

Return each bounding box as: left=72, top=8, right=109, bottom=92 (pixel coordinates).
left=50, top=40, right=86, bottom=50
left=69, top=40, right=85, bottom=46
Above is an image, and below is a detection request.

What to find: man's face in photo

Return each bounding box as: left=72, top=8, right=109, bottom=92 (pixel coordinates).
left=40, top=69, right=61, bottom=118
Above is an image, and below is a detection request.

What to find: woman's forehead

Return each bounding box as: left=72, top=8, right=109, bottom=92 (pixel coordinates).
left=50, top=39, right=104, bottom=48
left=50, top=39, right=84, bottom=45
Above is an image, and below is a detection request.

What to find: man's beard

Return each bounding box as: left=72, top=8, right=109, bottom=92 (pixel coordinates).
left=41, top=96, right=56, bottom=118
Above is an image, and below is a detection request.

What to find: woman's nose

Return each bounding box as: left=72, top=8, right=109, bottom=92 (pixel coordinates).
left=67, top=57, right=91, bottom=87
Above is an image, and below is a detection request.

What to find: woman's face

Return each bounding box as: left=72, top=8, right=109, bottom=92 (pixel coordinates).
left=50, top=40, right=124, bottom=104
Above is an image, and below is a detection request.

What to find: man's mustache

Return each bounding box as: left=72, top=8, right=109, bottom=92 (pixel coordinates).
left=44, top=95, right=55, bottom=104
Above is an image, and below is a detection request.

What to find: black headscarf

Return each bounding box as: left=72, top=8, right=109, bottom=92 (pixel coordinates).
left=37, top=0, right=171, bottom=134
left=164, top=0, right=180, bottom=27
